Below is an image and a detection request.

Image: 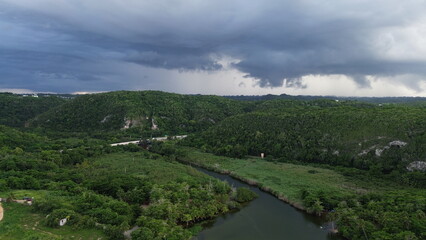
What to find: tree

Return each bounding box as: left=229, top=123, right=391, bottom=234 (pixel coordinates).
left=234, top=187, right=258, bottom=203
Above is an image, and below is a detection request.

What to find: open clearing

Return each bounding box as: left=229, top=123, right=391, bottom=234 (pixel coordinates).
left=180, top=148, right=422, bottom=206
left=0, top=198, right=105, bottom=240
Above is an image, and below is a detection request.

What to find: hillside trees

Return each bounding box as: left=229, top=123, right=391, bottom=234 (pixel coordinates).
left=184, top=104, right=426, bottom=186
left=0, top=93, right=67, bottom=128
left=31, top=91, right=250, bottom=134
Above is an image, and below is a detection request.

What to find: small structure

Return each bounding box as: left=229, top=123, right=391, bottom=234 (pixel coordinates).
left=260, top=153, right=265, bottom=158
left=59, top=218, right=68, bottom=226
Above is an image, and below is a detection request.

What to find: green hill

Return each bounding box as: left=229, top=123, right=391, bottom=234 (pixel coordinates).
left=185, top=101, right=426, bottom=179
left=225, top=93, right=426, bottom=104
left=0, top=125, right=47, bottom=151
left=0, top=93, right=67, bottom=128
left=31, top=91, right=249, bottom=134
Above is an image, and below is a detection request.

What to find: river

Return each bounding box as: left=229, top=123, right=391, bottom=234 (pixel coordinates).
left=193, top=167, right=342, bottom=240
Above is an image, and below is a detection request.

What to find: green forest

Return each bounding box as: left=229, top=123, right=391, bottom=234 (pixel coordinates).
left=185, top=100, right=426, bottom=183
left=0, top=91, right=425, bottom=240
left=0, top=93, right=67, bottom=128
left=31, top=91, right=249, bottom=134
left=0, top=126, right=255, bottom=239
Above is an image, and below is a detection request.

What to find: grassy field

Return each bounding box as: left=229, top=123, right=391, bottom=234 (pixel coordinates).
left=179, top=148, right=417, bottom=206
left=0, top=201, right=105, bottom=240
left=88, top=152, right=212, bottom=184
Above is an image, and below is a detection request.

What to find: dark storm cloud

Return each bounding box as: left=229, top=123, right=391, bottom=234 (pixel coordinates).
left=1, top=0, right=426, bottom=92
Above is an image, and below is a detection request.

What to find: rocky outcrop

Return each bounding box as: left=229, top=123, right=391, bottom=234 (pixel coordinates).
left=375, top=146, right=389, bottom=157
left=407, top=161, right=426, bottom=172
left=389, top=140, right=407, bottom=147
left=358, top=145, right=377, bottom=156
left=100, top=115, right=112, bottom=123
left=360, top=140, right=408, bottom=157
left=151, top=118, right=159, bottom=130
left=122, top=118, right=132, bottom=129
left=121, top=117, right=144, bottom=130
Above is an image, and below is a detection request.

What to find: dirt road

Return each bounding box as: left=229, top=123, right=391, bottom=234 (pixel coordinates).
left=0, top=203, right=4, bottom=221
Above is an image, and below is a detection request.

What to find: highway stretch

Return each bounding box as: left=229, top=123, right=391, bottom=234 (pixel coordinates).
left=110, top=135, right=187, bottom=146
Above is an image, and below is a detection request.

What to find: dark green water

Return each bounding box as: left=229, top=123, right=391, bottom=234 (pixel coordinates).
left=194, top=167, right=342, bottom=240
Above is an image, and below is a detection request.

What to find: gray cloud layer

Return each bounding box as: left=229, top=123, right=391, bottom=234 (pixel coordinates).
left=1, top=0, right=426, bottom=92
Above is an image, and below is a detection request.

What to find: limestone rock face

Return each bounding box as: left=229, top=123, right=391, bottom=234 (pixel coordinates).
left=121, top=117, right=144, bottom=130
left=373, top=140, right=408, bottom=157
left=407, top=161, right=426, bottom=172
left=389, top=140, right=407, bottom=147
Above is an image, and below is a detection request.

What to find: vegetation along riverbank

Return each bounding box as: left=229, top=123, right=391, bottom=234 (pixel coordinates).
left=155, top=144, right=426, bottom=240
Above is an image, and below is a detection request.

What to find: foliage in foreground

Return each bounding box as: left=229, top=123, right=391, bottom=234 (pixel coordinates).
left=0, top=131, right=256, bottom=240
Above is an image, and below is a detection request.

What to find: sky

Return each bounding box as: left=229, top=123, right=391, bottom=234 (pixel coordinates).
left=1, top=0, right=426, bottom=96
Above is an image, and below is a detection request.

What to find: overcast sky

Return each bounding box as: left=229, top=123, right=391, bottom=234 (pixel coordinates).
left=1, top=0, right=426, bottom=96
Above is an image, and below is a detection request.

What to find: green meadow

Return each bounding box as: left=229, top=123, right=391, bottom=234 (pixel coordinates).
left=0, top=201, right=105, bottom=240
left=180, top=148, right=422, bottom=206
left=87, top=152, right=212, bottom=184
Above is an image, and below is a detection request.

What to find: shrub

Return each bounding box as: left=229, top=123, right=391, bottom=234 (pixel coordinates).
left=234, top=187, right=258, bottom=203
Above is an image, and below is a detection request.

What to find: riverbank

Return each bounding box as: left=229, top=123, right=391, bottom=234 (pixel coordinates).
left=178, top=148, right=366, bottom=213
left=194, top=166, right=341, bottom=240
left=178, top=148, right=426, bottom=239
left=179, top=157, right=308, bottom=210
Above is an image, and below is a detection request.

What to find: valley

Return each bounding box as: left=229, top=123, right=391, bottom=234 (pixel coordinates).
left=0, top=91, right=425, bottom=240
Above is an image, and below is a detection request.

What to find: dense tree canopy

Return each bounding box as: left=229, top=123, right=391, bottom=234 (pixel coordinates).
left=185, top=102, right=426, bottom=186
left=0, top=93, right=67, bottom=128
left=31, top=91, right=249, bottom=134
left=0, top=126, right=255, bottom=240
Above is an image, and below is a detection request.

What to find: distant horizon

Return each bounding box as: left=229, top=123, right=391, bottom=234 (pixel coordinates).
left=2, top=89, right=426, bottom=99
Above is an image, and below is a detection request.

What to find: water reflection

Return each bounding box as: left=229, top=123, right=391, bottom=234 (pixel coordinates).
left=194, top=167, right=342, bottom=240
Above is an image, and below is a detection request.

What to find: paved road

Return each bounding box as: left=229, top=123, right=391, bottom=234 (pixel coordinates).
left=110, top=135, right=187, bottom=146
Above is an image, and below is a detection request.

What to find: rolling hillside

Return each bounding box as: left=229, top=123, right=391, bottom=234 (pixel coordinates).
left=30, top=91, right=250, bottom=133
left=0, top=93, right=67, bottom=128
left=185, top=101, right=426, bottom=180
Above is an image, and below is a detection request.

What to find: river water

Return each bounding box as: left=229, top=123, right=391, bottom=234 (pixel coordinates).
left=194, top=167, right=342, bottom=240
